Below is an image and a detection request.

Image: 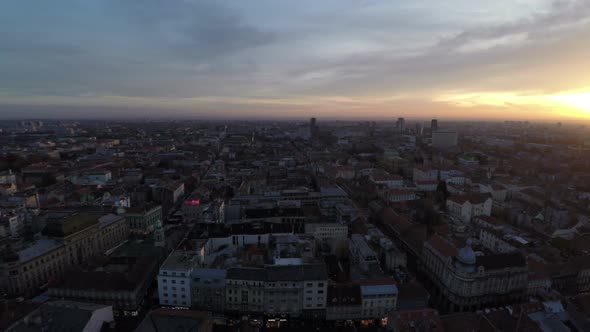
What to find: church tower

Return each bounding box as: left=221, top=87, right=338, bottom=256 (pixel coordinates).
left=154, top=219, right=165, bottom=248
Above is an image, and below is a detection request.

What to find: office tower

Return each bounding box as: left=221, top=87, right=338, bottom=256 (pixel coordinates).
left=431, top=119, right=438, bottom=132
left=397, top=117, right=405, bottom=133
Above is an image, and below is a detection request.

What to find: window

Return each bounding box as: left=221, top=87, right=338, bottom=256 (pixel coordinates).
left=318, top=283, right=324, bottom=287
left=317, top=290, right=324, bottom=294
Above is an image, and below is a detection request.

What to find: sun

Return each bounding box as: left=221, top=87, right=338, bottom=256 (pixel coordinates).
left=548, top=92, right=590, bottom=116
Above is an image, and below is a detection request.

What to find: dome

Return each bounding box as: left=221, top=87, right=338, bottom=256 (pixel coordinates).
left=457, top=240, right=476, bottom=265
left=154, top=219, right=163, bottom=229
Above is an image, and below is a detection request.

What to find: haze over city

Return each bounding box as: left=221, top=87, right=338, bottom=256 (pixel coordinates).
left=1, top=0, right=590, bottom=120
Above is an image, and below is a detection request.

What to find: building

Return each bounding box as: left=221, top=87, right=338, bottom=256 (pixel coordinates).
left=135, top=308, right=212, bottom=332
left=48, top=256, right=158, bottom=316
left=360, top=280, right=398, bottom=319
left=304, top=222, right=348, bottom=245
left=0, top=170, right=17, bottom=185
left=369, top=173, right=404, bottom=189
left=158, top=251, right=197, bottom=308
left=225, top=267, right=266, bottom=314
left=387, top=189, right=417, bottom=203
left=0, top=213, right=128, bottom=297
left=190, top=268, right=226, bottom=312
left=310, top=117, right=319, bottom=140
left=6, top=301, right=114, bottom=332
left=225, top=264, right=328, bottom=318
left=396, top=118, right=405, bottom=134
left=182, top=196, right=204, bottom=223
left=432, top=130, right=457, bottom=148
left=446, top=194, right=492, bottom=223
left=350, top=234, right=380, bottom=272
left=479, top=228, right=517, bottom=254
left=125, top=204, right=162, bottom=234
left=413, top=167, right=439, bottom=182
left=326, top=284, right=362, bottom=321
left=431, top=119, right=438, bottom=131
left=421, top=236, right=528, bottom=312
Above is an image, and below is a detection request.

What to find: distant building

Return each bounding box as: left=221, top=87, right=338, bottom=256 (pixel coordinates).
left=396, top=118, right=405, bottom=134
left=431, top=119, right=438, bottom=131
left=310, top=118, right=319, bottom=140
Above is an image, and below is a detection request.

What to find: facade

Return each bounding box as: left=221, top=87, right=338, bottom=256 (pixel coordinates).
left=304, top=222, right=348, bottom=244
left=225, top=264, right=328, bottom=318
left=369, top=173, right=403, bottom=189
left=446, top=194, right=492, bottom=223
left=125, top=205, right=162, bottom=234
left=225, top=267, right=266, bottom=314
left=413, top=167, right=439, bottom=182
left=191, top=268, right=226, bottom=312
left=326, top=284, right=362, bottom=321
left=182, top=197, right=203, bottom=223
left=48, top=256, right=158, bottom=316
left=479, top=228, right=517, bottom=254
left=360, top=281, right=398, bottom=319
left=387, top=189, right=417, bottom=203
left=350, top=234, right=380, bottom=272
left=0, top=170, right=17, bottom=184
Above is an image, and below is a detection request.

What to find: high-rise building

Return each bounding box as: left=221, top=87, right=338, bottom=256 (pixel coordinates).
left=397, top=117, right=405, bottom=133
left=431, top=119, right=438, bottom=132
left=310, top=117, right=319, bottom=140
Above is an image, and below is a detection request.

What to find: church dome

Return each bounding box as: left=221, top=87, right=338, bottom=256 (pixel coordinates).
left=457, top=239, right=476, bottom=265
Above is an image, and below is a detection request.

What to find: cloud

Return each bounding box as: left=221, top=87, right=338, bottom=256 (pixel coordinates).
left=0, top=0, right=589, bottom=120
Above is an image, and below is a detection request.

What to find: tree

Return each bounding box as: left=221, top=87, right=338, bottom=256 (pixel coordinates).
left=436, top=181, right=449, bottom=209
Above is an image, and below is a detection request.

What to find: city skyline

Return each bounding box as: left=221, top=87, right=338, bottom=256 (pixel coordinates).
left=1, top=0, right=590, bottom=120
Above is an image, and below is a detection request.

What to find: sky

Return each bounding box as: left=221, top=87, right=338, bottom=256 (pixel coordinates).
left=0, top=0, right=589, bottom=121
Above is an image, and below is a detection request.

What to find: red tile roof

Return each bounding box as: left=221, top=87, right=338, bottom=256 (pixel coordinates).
left=426, top=234, right=458, bottom=257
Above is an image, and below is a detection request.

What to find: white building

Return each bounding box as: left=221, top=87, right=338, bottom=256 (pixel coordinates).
left=387, top=189, right=417, bottom=203
left=413, top=167, right=439, bottom=182
left=446, top=194, right=492, bottom=223
left=360, top=281, right=398, bottom=319
left=158, top=251, right=197, bottom=308
left=304, top=222, right=348, bottom=244
left=350, top=234, right=380, bottom=272
left=369, top=172, right=404, bottom=189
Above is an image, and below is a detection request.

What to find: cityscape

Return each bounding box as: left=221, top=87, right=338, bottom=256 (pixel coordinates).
left=2, top=1, right=590, bottom=332
left=0, top=119, right=589, bottom=331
